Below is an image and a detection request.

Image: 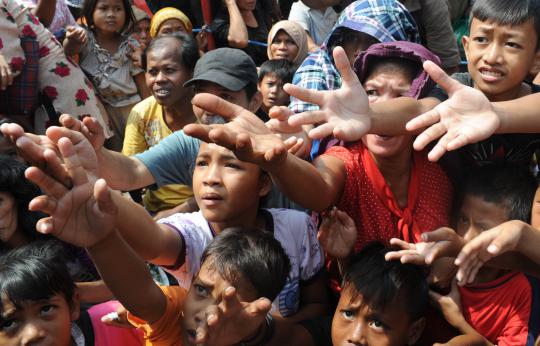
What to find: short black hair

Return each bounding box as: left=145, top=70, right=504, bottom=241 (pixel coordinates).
left=342, top=242, right=428, bottom=322
left=257, top=59, right=296, bottom=84
left=0, top=241, right=76, bottom=315
left=200, top=228, right=291, bottom=301
left=471, top=0, right=540, bottom=49
left=143, top=32, right=199, bottom=72
left=82, top=0, right=135, bottom=34
left=460, top=164, right=537, bottom=222
left=363, top=57, right=420, bottom=85
left=0, top=155, right=49, bottom=251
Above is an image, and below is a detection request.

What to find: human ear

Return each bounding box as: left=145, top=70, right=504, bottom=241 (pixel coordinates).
left=258, top=172, right=272, bottom=198
left=461, top=36, right=470, bottom=61
left=70, top=290, right=81, bottom=321
left=406, top=317, right=425, bottom=345
left=248, top=91, right=263, bottom=113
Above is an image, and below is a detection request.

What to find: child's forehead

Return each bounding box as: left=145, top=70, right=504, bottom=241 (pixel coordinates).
left=261, top=73, right=283, bottom=82
left=470, top=17, right=537, bottom=37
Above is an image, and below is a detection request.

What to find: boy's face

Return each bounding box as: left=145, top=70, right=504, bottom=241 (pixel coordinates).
left=258, top=73, right=290, bottom=112
left=456, top=194, right=509, bottom=242
left=192, top=81, right=261, bottom=125
left=332, top=285, right=423, bottom=346
left=181, top=260, right=258, bottom=345
left=0, top=293, right=79, bottom=346
left=192, top=143, right=271, bottom=225
left=146, top=45, right=192, bottom=108
left=463, top=18, right=540, bottom=101
left=361, top=69, right=413, bottom=159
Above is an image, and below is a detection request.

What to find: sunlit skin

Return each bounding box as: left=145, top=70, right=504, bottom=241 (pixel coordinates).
left=456, top=195, right=510, bottom=283
left=157, top=18, right=188, bottom=36
left=331, top=285, right=424, bottom=346
left=258, top=73, right=290, bottom=114
left=361, top=69, right=414, bottom=160
left=0, top=294, right=79, bottom=346
left=192, top=143, right=271, bottom=233
left=92, top=0, right=126, bottom=35
left=463, top=18, right=540, bottom=102
left=270, top=30, right=299, bottom=62
left=181, top=260, right=258, bottom=345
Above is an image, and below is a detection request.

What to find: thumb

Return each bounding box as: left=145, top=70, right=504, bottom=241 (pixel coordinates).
left=94, top=179, right=117, bottom=216
left=423, top=61, right=462, bottom=96
left=421, top=227, right=456, bottom=242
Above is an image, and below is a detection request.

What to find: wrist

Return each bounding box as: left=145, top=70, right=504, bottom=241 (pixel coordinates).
left=87, top=228, right=119, bottom=253
left=492, top=104, right=506, bottom=133
left=239, top=314, right=275, bottom=346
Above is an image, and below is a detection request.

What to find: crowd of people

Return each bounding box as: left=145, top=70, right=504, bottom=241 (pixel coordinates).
left=1, top=0, right=540, bottom=345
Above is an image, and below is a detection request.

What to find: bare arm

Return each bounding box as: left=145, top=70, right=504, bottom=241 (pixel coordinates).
left=32, top=0, right=56, bottom=27
left=225, top=0, right=249, bottom=48
left=63, top=26, right=87, bottom=57
left=97, top=148, right=155, bottom=190
left=495, top=94, right=540, bottom=133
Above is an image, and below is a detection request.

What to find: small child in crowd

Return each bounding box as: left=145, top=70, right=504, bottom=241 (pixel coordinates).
left=63, top=0, right=149, bottom=151
left=257, top=59, right=296, bottom=117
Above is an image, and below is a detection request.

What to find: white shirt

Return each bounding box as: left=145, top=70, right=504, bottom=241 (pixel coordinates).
left=288, top=0, right=338, bottom=45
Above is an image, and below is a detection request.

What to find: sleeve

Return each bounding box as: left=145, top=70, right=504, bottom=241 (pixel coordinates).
left=289, top=56, right=326, bottom=113
left=287, top=2, right=310, bottom=32
left=127, top=286, right=187, bottom=346
left=418, top=0, right=461, bottom=69
left=496, top=279, right=532, bottom=346
left=135, top=130, right=199, bottom=188
left=122, top=106, right=148, bottom=156
left=210, top=15, right=231, bottom=47
left=157, top=214, right=211, bottom=282
left=299, top=214, right=324, bottom=281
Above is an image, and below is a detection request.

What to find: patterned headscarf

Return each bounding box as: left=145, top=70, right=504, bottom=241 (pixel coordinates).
left=150, top=7, right=193, bottom=37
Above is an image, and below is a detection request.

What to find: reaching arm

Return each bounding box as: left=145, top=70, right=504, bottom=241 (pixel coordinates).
left=63, top=26, right=87, bottom=56
left=225, top=0, right=249, bottom=48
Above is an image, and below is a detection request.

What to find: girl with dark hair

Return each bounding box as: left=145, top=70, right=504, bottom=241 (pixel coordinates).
left=63, top=0, right=150, bottom=151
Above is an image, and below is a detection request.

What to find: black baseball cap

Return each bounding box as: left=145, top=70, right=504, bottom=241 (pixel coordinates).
left=183, top=48, right=258, bottom=91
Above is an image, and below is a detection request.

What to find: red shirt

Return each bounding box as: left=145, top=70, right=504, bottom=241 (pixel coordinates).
left=460, top=272, right=532, bottom=346
left=325, top=142, right=452, bottom=251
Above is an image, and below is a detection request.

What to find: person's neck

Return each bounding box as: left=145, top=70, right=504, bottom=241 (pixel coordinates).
left=162, top=96, right=196, bottom=132
left=370, top=147, right=413, bottom=208
left=477, top=82, right=531, bottom=102
left=94, top=29, right=121, bottom=53
left=209, top=210, right=264, bottom=235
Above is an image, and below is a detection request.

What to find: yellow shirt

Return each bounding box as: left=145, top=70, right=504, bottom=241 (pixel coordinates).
left=128, top=286, right=186, bottom=346
left=123, top=96, right=193, bottom=212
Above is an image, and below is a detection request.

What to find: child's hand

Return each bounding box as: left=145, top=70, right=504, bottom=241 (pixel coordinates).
left=65, top=26, right=88, bottom=46
left=318, top=207, right=357, bottom=259
left=386, top=227, right=465, bottom=265
left=25, top=137, right=118, bottom=249
left=127, top=41, right=145, bottom=69
left=429, top=280, right=464, bottom=329
left=266, top=106, right=311, bottom=158
left=455, top=220, right=525, bottom=285
left=101, top=305, right=135, bottom=329
left=284, top=46, right=371, bottom=142
left=0, top=53, right=14, bottom=91
left=195, top=286, right=272, bottom=346
left=184, top=94, right=289, bottom=172
left=406, top=61, right=501, bottom=162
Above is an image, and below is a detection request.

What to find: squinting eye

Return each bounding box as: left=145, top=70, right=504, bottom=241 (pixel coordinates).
left=194, top=284, right=209, bottom=296
left=369, top=320, right=384, bottom=332
left=1, top=319, right=18, bottom=332
left=365, top=89, right=379, bottom=97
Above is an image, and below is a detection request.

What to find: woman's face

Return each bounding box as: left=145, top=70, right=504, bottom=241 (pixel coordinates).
left=270, top=30, right=299, bottom=62
left=236, top=0, right=257, bottom=12
left=0, top=192, right=18, bottom=244
left=361, top=68, right=414, bottom=158
left=157, top=18, right=187, bottom=36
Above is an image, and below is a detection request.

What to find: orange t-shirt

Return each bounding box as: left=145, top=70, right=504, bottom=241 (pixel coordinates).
left=128, top=286, right=187, bottom=346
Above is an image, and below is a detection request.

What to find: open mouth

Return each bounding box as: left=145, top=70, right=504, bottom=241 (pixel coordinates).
left=479, top=68, right=504, bottom=82
left=153, top=89, right=171, bottom=97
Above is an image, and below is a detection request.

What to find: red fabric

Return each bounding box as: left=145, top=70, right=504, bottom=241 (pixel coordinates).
left=459, top=272, right=531, bottom=346
left=132, top=0, right=153, bottom=17
left=324, top=142, right=452, bottom=290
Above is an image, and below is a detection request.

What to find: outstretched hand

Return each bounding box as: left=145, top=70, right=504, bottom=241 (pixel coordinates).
left=25, top=137, right=117, bottom=249
left=406, top=61, right=501, bottom=161
left=195, top=286, right=271, bottom=346
left=385, top=228, right=465, bottom=265
left=285, top=46, right=371, bottom=141
left=318, top=207, right=357, bottom=259
left=184, top=93, right=289, bottom=171
left=454, top=220, right=526, bottom=286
